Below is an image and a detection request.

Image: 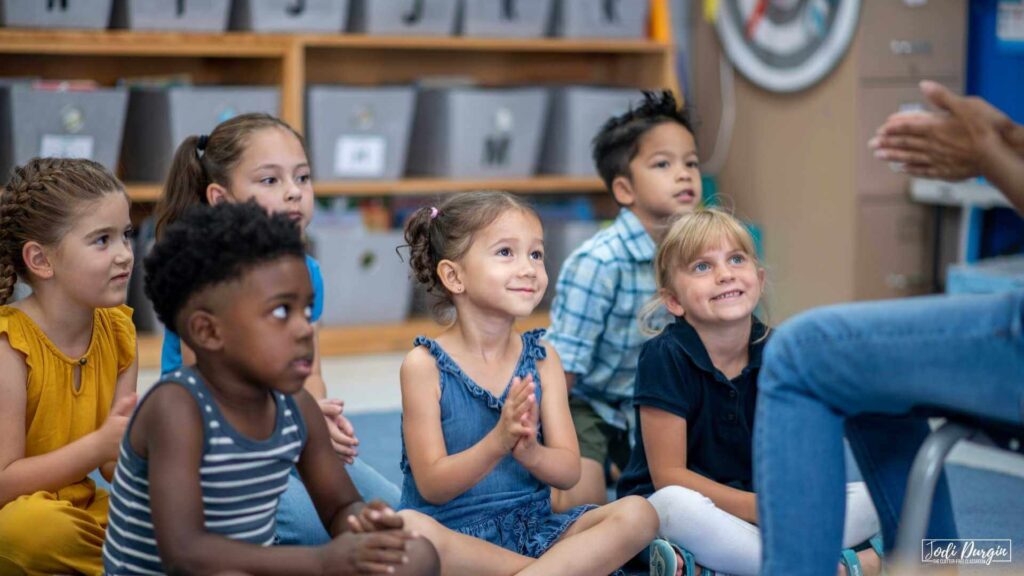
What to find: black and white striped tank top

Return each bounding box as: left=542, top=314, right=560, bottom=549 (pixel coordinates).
left=102, top=366, right=306, bottom=575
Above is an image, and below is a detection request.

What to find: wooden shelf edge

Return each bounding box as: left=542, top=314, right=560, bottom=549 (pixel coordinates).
left=0, top=29, right=667, bottom=57
left=126, top=177, right=605, bottom=202
left=0, top=29, right=291, bottom=57
left=126, top=184, right=163, bottom=202
left=314, top=176, right=606, bottom=196
left=301, top=34, right=669, bottom=54
left=137, top=311, right=551, bottom=369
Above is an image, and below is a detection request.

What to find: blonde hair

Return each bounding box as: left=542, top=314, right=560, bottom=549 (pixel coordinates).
left=638, top=207, right=765, bottom=335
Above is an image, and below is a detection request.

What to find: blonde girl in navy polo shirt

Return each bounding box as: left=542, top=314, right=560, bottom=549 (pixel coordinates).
left=619, top=209, right=882, bottom=576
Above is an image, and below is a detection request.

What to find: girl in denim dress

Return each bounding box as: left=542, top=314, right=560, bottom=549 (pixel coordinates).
left=396, top=191, right=658, bottom=575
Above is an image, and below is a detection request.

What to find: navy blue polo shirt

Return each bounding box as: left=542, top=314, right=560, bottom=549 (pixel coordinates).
left=617, top=316, right=768, bottom=499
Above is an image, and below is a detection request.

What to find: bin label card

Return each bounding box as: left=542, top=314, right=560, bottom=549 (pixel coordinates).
left=334, top=135, right=387, bottom=177
left=998, top=1, right=1024, bottom=43
left=40, top=134, right=94, bottom=160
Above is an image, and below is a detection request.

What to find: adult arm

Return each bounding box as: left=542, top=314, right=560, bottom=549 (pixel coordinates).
left=872, top=80, right=1024, bottom=212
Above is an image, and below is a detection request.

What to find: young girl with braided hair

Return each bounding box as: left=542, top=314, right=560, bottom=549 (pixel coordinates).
left=0, top=158, right=139, bottom=575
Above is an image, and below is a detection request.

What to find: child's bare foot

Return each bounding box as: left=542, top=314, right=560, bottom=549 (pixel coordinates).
left=671, top=550, right=704, bottom=576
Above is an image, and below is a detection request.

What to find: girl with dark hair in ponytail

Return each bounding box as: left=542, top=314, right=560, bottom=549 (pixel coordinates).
left=155, top=112, right=400, bottom=545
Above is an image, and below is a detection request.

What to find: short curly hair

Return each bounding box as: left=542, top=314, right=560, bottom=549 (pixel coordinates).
left=591, top=90, right=696, bottom=191
left=144, top=200, right=306, bottom=333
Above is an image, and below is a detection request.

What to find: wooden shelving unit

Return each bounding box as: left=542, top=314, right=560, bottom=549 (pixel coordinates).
left=1, top=3, right=676, bottom=363
left=0, top=18, right=677, bottom=127
left=125, top=176, right=606, bottom=202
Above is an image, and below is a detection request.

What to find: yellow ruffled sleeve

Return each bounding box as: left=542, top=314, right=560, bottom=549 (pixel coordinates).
left=0, top=306, right=39, bottom=361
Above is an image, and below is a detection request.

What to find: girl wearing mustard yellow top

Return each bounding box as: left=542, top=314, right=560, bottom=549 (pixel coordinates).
left=0, top=158, right=139, bottom=576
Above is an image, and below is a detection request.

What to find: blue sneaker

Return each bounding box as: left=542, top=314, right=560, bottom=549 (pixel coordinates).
left=649, top=539, right=707, bottom=576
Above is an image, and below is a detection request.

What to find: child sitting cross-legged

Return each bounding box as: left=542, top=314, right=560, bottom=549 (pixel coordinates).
left=395, top=191, right=658, bottom=576
left=102, top=201, right=439, bottom=575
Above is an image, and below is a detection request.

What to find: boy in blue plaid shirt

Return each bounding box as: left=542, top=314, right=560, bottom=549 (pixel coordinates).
left=547, top=91, right=703, bottom=511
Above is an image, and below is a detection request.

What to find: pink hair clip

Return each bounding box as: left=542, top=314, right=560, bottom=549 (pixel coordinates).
left=429, top=206, right=440, bottom=220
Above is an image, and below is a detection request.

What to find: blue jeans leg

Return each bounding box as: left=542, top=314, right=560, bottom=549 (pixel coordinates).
left=755, top=291, right=1024, bottom=576
left=276, top=470, right=330, bottom=546
left=844, top=414, right=957, bottom=552
left=275, top=460, right=401, bottom=545
left=347, top=457, right=401, bottom=509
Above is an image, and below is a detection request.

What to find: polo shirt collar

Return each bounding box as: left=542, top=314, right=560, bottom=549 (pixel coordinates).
left=613, top=209, right=656, bottom=263
left=670, top=316, right=768, bottom=377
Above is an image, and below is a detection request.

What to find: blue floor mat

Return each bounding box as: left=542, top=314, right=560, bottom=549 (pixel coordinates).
left=349, top=410, right=1024, bottom=566
left=87, top=410, right=1020, bottom=572
left=349, top=411, right=405, bottom=488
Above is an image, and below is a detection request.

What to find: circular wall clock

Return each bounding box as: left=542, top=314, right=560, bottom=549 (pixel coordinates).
left=715, top=0, right=862, bottom=93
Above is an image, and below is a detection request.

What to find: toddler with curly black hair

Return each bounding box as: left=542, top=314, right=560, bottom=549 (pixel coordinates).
left=102, top=201, right=439, bottom=576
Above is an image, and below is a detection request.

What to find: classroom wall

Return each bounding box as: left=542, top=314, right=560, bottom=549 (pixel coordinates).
left=689, top=6, right=858, bottom=321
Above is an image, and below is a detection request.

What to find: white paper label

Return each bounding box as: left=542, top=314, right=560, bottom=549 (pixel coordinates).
left=898, top=102, right=926, bottom=113
left=997, top=1, right=1024, bottom=42
left=334, top=135, right=386, bottom=178
left=40, top=135, right=95, bottom=160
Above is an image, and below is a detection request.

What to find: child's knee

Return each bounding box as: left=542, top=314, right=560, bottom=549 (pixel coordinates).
left=0, top=496, right=90, bottom=565
left=401, top=536, right=440, bottom=576
left=398, top=509, right=428, bottom=531
left=399, top=511, right=439, bottom=541
left=612, top=496, right=659, bottom=540
left=648, top=485, right=716, bottom=533
left=650, top=485, right=714, bottom=511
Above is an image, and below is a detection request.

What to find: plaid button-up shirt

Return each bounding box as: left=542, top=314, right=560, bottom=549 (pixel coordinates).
left=545, top=209, right=666, bottom=431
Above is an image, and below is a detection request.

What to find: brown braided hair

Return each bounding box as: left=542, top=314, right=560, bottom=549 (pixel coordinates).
left=403, top=190, right=538, bottom=321
left=0, top=157, right=125, bottom=305
left=155, top=113, right=307, bottom=239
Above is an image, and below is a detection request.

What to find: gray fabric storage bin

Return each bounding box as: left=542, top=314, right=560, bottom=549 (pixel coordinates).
left=306, top=85, right=416, bottom=181
left=230, top=0, right=350, bottom=33
left=551, top=0, right=648, bottom=39
left=0, top=0, right=112, bottom=29
left=120, top=86, right=279, bottom=182
left=0, top=84, right=128, bottom=179
left=348, top=0, right=457, bottom=36
left=111, top=0, right=231, bottom=32
left=308, top=227, right=412, bottom=326
left=540, top=86, right=640, bottom=176
left=0, top=81, right=15, bottom=182
left=457, top=0, right=552, bottom=38
left=407, top=87, right=549, bottom=178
